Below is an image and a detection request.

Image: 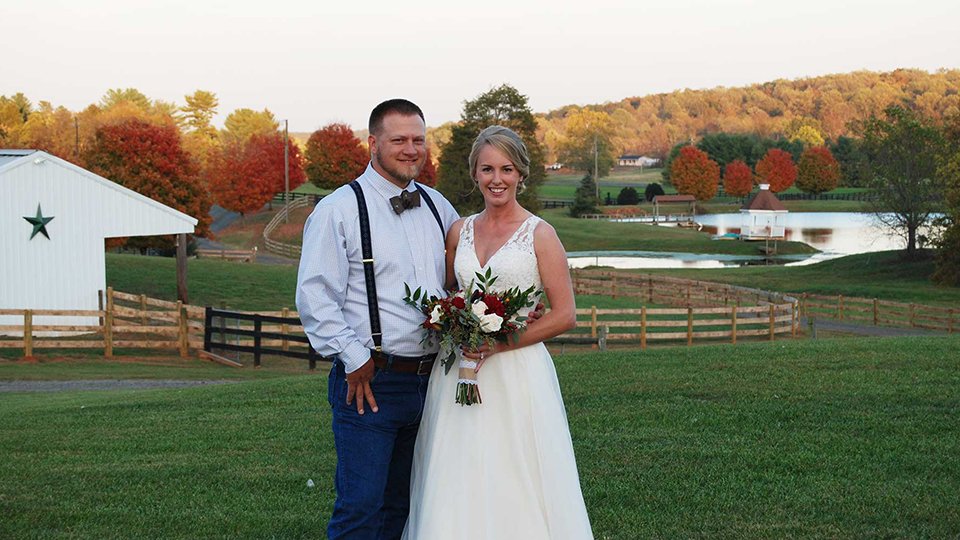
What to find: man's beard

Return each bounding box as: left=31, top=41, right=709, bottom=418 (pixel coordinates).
left=375, top=148, right=423, bottom=183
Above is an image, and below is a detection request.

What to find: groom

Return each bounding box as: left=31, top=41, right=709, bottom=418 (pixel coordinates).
left=296, top=99, right=459, bottom=539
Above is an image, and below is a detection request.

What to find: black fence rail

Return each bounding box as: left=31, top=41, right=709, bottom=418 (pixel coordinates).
left=203, top=307, right=326, bottom=368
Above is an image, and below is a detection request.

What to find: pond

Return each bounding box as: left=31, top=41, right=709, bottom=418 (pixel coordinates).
left=567, top=212, right=909, bottom=269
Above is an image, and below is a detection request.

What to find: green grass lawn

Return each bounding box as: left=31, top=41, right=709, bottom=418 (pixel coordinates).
left=1, top=336, right=958, bottom=538
left=541, top=208, right=817, bottom=255
left=541, top=168, right=670, bottom=200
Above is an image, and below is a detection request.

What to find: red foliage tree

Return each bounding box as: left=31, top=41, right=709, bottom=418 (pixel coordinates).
left=304, top=123, right=368, bottom=189
left=209, top=133, right=305, bottom=217
left=83, top=119, right=212, bottom=249
left=796, top=146, right=841, bottom=194
left=669, top=146, right=719, bottom=201
left=418, top=149, right=437, bottom=187
left=755, top=148, right=797, bottom=192
left=723, top=159, right=754, bottom=197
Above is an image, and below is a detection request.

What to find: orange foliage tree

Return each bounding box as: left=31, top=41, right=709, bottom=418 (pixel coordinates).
left=209, top=133, right=305, bottom=218
left=796, top=146, right=841, bottom=194
left=304, top=123, right=368, bottom=189
left=755, top=148, right=797, bottom=192
left=83, top=119, right=212, bottom=248
left=418, top=149, right=437, bottom=187
left=723, top=159, right=754, bottom=197
left=669, top=146, right=719, bottom=200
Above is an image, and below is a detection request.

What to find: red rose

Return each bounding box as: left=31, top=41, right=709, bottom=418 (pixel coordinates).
left=483, top=294, right=506, bottom=317
left=452, top=296, right=466, bottom=310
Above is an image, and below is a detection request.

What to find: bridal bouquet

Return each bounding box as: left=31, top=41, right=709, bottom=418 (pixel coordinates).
left=403, top=268, right=539, bottom=405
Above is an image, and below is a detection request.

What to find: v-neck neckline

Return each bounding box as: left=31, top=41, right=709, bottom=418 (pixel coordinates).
left=472, top=214, right=535, bottom=269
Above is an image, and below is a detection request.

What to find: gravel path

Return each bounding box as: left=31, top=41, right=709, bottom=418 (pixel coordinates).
left=0, top=379, right=237, bottom=393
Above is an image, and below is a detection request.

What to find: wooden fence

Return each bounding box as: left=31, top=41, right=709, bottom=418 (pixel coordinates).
left=196, top=247, right=258, bottom=262
left=563, top=270, right=798, bottom=348
left=797, top=293, right=956, bottom=333
left=203, top=307, right=323, bottom=368
left=0, top=288, right=204, bottom=358
left=262, top=197, right=312, bottom=259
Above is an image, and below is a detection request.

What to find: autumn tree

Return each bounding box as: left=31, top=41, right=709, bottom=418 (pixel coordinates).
left=860, top=106, right=946, bottom=258
left=83, top=119, right=212, bottom=248
left=556, top=108, right=618, bottom=178
left=796, top=146, right=841, bottom=194
left=437, top=84, right=545, bottom=214
left=755, top=148, right=797, bottom=192
left=222, top=108, right=279, bottom=145
left=669, top=146, right=720, bottom=201
left=209, top=132, right=305, bottom=219
left=419, top=149, right=438, bottom=187
left=933, top=115, right=960, bottom=285
left=304, top=123, right=368, bottom=190
left=723, top=159, right=754, bottom=197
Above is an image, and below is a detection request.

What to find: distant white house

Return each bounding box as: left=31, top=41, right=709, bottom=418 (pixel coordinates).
left=618, top=155, right=660, bottom=167
left=740, top=184, right=787, bottom=240
left=0, top=149, right=197, bottom=328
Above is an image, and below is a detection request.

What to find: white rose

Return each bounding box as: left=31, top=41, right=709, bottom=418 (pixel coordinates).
left=479, top=313, right=503, bottom=333
left=471, top=300, right=488, bottom=318
left=429, top=305, right=443, bottom=324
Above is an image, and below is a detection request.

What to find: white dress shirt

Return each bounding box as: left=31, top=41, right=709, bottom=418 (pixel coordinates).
left=296, top=164, right=459, bottom=373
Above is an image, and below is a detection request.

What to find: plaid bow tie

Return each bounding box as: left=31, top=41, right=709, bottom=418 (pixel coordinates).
left=390, top=189, right=421, bottom=214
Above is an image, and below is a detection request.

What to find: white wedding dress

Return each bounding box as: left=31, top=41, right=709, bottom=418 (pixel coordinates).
left=403, top=214, right=593, bottom=540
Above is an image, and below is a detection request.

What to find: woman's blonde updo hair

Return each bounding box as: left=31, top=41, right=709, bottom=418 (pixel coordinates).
left=468, top=125, right=530, bottom=192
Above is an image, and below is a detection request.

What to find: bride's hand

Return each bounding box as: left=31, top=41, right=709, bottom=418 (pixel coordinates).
left=460, top=342, right=508, bottom=372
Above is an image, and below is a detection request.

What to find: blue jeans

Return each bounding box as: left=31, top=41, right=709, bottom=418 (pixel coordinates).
left=327, top=358, right=430, bottom=540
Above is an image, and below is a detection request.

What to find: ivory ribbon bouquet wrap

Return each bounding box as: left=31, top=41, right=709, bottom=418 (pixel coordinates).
left=403, top=267, right=540, bottom=405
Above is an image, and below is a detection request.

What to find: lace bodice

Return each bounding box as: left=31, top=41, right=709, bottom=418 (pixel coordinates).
left=454, top=214, right=543, bottom=314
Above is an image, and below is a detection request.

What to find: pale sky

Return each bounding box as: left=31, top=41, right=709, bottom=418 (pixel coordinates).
left=4, top=0, right=959, bottom=131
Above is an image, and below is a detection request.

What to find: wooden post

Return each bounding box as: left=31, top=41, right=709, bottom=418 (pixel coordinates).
left=281, top=307, right=290, bottom=352
left=611, top=275, right=617, bottom=300
left=104, top=287, right=114, bottom=358
left=873, top=298, right=879, bottom=326
left=253, top=315, right=262, bottom=367
left=598, top=326, right=608, bottom=352
left=731, top=305, right=737, bottom=345
left=23, top=310, right=33, bottom=358
left=640, top=306, right=647, bottom=351
left=590, top=306, right=598, bottom=350
left=910, top=304, right=916, bottom=327
left=203, top=306, right=213, bottom=352
left=792, top=302, right=798, bottom=337
left=648, top=277, right=653, bottom=303
left=177, top=301, right=188, bottom=358
left=686, top=307, right=693, bottom=346
left=769, top=304, right=776, bottom=341
left=176, top=232, right=188, bottom=304
left=838, top=294, right=844, bottom=321
left=140, top=294, right=148, bottom=325
left=98, top=289, right=104, bottom=326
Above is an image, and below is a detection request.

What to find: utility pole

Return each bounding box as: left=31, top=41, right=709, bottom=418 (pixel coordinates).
left=593, top=134, right=599, bottom=199
left=284, top=119, right=290, bottom=224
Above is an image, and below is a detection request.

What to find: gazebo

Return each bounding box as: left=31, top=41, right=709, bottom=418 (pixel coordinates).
left=1, top=149, right=197, bottom=328
left=652, top=194, right=697, bottom=224
left=740, top=184, right=788, bottom=240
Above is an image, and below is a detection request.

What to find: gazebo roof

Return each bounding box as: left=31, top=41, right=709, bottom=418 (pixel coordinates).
left=653, top=194, right=696, bottom=204
left=742, top=189, right=787, bottom=211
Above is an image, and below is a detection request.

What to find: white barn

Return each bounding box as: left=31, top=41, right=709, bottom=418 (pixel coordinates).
left=740, top=184, right=788, bottom=240
left=1, top=149, right=197, bottom=327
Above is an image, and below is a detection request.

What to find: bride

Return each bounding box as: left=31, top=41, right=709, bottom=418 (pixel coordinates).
left=403, top=126, right=593, bottom=539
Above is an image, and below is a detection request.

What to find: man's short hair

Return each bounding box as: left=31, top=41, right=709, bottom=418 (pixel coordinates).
left=369, top=99, right=425, bottom=136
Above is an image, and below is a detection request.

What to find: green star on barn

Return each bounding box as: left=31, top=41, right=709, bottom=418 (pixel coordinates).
left=23, top=204, right=54, bottom=240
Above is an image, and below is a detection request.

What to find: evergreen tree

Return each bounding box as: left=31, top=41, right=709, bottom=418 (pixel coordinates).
left=569, top=174, right=599, bottom=217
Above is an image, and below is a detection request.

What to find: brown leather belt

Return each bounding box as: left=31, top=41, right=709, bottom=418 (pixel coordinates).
left=370, top=350, right=436, bottom=375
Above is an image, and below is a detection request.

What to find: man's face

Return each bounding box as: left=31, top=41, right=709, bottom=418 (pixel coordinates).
left=369, top=113, right=427, bottom=187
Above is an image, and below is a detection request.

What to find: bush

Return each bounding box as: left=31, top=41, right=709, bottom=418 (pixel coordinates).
left=644, top=182, right=665, bottom=202
left=617, top=187, right=641, bottom=205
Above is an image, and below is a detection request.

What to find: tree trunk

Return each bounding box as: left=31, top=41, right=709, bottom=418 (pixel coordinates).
left=907, top=225, right=917, bottom=258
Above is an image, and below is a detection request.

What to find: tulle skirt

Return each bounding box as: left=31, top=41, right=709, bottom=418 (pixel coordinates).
left=403, top=343, right=593, bottom=540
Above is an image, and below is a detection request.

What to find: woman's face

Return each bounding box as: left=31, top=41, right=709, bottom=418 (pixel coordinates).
left=474, top=144, right=522, bottom=208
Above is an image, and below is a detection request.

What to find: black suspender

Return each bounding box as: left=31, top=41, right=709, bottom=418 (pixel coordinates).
left=348, top=181, right=383, bottom=352
left=348, top=180, right=445, bottom=353
left=415, top=183, right=445, bottom=239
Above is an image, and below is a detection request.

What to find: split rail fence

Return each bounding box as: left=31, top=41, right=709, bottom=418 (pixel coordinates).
left=797, top=293, right=956, bottom=333
left=560, top=270, right=799, bottom=349
left=0, top=288, right=203, bottom=358
left=262, top=197, right=312, bottom=259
